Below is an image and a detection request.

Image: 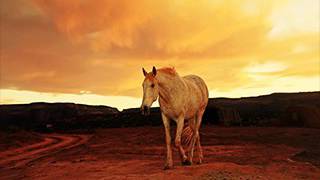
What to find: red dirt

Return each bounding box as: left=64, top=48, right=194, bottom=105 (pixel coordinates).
left=0, top=131, right=43, bottom=151
left=1, top=126, right=319, bottom=179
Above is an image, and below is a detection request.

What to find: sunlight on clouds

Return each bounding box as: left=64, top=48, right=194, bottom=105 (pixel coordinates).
left=211, top=76, right=320, bottom=98
left=245, top=61, right=287, bottom=73
left=0, top=0, right=319, bottom=107
left=269, top=0, right=319, bottom=38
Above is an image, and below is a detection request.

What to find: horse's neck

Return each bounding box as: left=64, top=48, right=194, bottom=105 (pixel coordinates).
left=156, top=73, right=185, bottom=106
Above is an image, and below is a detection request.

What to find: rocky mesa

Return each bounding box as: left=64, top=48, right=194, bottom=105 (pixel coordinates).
left=0, top=92, right=319, bottom=131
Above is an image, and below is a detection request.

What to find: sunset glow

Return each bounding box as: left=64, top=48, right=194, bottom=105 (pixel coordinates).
left=0, top=0, right=319, bottom=109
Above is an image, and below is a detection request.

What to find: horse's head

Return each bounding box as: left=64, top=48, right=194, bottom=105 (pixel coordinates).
left=141, top=66, right=159, bottom=116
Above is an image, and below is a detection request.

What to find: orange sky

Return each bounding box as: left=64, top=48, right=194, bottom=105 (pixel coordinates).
left=0, top=0, right=319, bottom=110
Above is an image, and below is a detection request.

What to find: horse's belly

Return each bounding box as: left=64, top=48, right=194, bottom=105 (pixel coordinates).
left=184, top=90, right=206, bottom=119
left=184, top=102, right=201, bottom=119
left=184, top=76, right=208, bottom=114
left=184, top=112, right=196, bottom=120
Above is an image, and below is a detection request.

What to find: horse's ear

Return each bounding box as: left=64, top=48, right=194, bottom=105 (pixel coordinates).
left=152, top=66, right=157, bottom=76
left=142, top=68, right=147, bottom=76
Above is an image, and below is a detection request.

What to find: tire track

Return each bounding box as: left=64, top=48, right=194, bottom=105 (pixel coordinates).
left=0, top=136, right=60, bottom=159
left=0, top=134, right=90, bottom=170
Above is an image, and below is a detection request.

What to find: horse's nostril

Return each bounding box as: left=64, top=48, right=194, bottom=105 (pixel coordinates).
left=143, top=105, right=148, bottom=110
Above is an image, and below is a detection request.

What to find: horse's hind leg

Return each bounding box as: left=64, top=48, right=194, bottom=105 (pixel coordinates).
left=186, top=116, right=197, bottom=165
left=196, top=131, right=203, bottom=164
left=195, top=108, right=205, bottom=164
left=175, top=115, right=188, bottom=165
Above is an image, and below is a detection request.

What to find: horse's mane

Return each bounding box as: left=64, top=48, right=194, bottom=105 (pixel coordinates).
left=158, top=67, right=177, bottom=76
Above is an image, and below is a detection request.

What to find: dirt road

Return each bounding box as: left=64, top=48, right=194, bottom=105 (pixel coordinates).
left=1, top=127, right=320, bottom=179
left=0, top=134, right=90, bottom=179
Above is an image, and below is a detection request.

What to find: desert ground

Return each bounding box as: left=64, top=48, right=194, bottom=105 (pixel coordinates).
left=0, top=126, right=320, bottom=180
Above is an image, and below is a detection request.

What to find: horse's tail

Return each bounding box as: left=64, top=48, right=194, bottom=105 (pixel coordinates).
left=181, top=125, right=194, bottom=146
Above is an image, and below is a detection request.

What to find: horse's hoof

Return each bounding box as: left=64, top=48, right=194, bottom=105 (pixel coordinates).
left=182, top=160, right=192, bottom=166
left=196, top=160, right=202, bottom=165
left=163, top=165, right=173, bottom=170
left=163, top=164, right=173, bottom=170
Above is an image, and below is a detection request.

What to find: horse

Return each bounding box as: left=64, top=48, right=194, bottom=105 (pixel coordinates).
left=140, top=66, right=209, bottom=169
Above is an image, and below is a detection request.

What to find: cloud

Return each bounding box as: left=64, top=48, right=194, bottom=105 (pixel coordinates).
left=0, top=0, right=319, bottom=105
left=31, top=0, right=276, bottom=58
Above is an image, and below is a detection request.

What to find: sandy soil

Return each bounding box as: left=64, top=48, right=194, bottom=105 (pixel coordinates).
left=0, top=126, right=319, bottom=180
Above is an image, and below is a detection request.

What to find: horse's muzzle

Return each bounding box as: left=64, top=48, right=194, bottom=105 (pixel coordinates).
left=141, top=105, right=150, bottom=116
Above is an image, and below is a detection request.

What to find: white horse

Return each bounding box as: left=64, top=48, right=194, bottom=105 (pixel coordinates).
left=141, top=66, right=208, bottom=169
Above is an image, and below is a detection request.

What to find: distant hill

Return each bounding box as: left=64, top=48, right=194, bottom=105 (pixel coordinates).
left=0, top=92, right=319, bottom=131
left=0, top=102, right=119, bottom=131
left=205, top=91, right=320, bottom=127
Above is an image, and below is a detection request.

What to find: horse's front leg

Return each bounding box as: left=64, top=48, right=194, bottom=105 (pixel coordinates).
left=175, top=115, right=189, bottom=165
left=162, top=113, right=173, bottom=169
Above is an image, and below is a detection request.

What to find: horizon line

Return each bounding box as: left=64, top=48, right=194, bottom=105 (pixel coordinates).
left=1, top=91, right=318, bottom=111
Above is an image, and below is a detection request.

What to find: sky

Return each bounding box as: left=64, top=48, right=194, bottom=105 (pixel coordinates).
left=0, top=0, right=319, bottom=110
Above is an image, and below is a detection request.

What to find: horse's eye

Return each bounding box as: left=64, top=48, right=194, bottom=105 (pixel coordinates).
left=151, top=84, right=155, bottom=88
